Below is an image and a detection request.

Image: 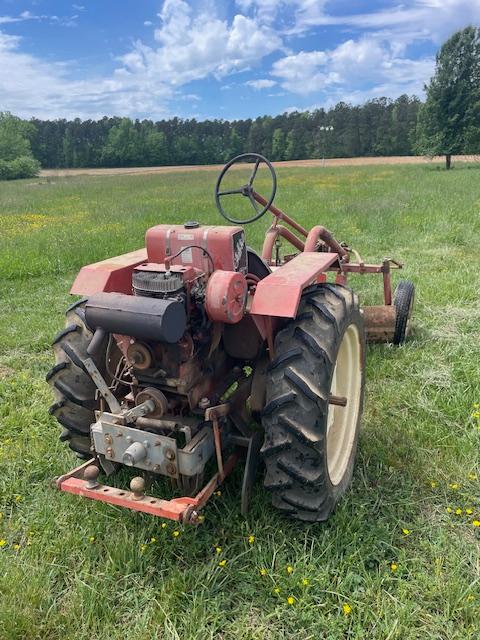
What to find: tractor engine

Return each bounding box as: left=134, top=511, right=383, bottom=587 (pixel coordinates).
left=79, top=224, right=250, bottom=492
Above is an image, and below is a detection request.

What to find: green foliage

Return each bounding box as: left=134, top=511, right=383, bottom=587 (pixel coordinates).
left=271, top=128, right=286, bottom=161
left=0, top=112, right=39, bottom=180
left=415, top=27, right=480, bottom=164
left=0, top=112, right=36, bottom=162
left=27, top=96, right=422, bottom=170
left=0, top=156, right=40, bottom=180
left=1, top=164, right=480, bottom=638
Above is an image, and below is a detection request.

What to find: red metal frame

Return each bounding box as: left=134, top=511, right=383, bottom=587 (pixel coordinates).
left=57, top=453, right=239, bottom=524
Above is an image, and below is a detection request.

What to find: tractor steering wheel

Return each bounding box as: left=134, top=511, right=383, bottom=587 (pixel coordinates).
left=215, top=153, right=277, bottom=225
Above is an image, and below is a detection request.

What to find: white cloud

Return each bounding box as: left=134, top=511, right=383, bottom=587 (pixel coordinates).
left=246, top=78, right=277, bottom=89
left=272, top=37, right=435, bottom=98
left=119, top=0, right=282, bottom=86
left=0, top=0, right=284, bottom=119
left=144, top=20, right=153, bottom=26
left=0, top=30, right=173, bottom=119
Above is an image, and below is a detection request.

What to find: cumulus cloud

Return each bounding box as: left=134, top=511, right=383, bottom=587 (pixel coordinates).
left=0, top=0, right=478, bottom=119
left=272, top=37, right=435, bottom=98
left=0, top=30, right=173, bottom=119
left=0, top=0, right=284, bottom=119
left=119, top=0, right=283, bottom=86
left=245, top=78, right=277, bottom=89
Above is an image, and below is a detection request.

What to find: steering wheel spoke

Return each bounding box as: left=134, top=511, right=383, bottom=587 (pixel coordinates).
left=248, top=158, right=261, bottom=186
left=214, top=153, right=277, bottom=225
left=218, top=188, right=244, bottom=196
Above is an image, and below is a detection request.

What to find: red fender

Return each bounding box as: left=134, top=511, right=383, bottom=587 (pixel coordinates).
left=250, top=252, right=341, bottom=322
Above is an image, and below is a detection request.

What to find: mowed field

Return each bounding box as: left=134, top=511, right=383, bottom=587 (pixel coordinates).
left=1, top=163, right=480, bottom=639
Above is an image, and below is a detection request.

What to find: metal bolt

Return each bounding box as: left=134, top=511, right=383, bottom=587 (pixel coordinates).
left=152, top=464, right=161, bottom=473
left=199, top=397, right=210, bottom=409
left=84, top=465, right=100, bottom=489
left=126, top=435, right=132, bottom=443
left=106, top=446, right=114, bottom=457
left=104, top=434, right=113, bottom=445
left=165, top=448, right=176, bottom=461
left=143, top=440, right=150, bottom=448
left=166, top=462, right=177, bottom=476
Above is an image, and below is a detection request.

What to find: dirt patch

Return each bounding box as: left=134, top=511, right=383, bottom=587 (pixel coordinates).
left=40, top=155, right=479, bottom=178
left=0, top=365, right=15, bottom=379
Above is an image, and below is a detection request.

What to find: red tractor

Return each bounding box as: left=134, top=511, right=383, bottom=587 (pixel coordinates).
left=49, top=154, right=414, bottom=523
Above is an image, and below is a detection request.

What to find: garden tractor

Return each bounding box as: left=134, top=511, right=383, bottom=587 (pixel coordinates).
left=48, top=154, right=415, bottom=523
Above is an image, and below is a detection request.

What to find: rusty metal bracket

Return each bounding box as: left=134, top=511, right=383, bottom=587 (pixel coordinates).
left=205, top=403, right=229, bottom=482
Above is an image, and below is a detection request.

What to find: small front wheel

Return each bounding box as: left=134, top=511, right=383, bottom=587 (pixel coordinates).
left=261, top=284, right=365, bottom=522
left=393, top=280, right=415, bottom=345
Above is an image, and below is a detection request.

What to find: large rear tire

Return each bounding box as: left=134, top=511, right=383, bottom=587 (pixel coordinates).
left=261, top=284, right=365, bottom=522
left=46, top=299, right=107, bottom=458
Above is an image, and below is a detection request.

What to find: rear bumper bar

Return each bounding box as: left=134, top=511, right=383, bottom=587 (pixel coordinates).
left=56, top=453, right=238, bottom=525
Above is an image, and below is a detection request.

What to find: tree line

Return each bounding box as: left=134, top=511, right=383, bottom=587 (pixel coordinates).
left=1, top=26, right=479, bottom=178
left=29, top=95, right=421, bottom=169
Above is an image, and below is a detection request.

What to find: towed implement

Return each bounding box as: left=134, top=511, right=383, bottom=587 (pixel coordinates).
left=49, top=154, right=415, bottom=523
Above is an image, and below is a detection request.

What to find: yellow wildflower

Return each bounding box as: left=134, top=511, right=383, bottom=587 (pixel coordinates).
left=472, top=520, right=480, bottom=527
left=455, top=508, right=463, bottom=516
left=12, top=544, right=20, bottom=551
left=88, top=536, right=95, bottom=543
left=214, top=490, right=222, bottom=497
left=430, top=481, right=437, bottom=488
left=248, top=535, right=255, bottom=545
left=286, top=565, right=294, bottom=574
left=273, top=587, right=281, bottom=594
left=466, top=508, right=473, bottom=515
left=172, top=530, right=180, bottom=538
left=468, top=473, right=477, bottom=481
left=449, top=483, right=459, bottom=490
left=161, top=522, right=167, bottom=529
left=215, top=546, right=222, bottom=554
left=466, top=594, right=475, bottom=602
left=402, top=528, right=411, bottom=536
left=302, top=578, right=310, bottom=586
left=0, top=539, right=6, bottom=547
left=390, top=563, right=398, bottom=572
left=259, top=568, right=267, bottom=576
left=287, top=596, right=295, bottom=605
left=140, top=543, right=147, bottom=552
left=150, top=537, right=157, bottom=544
left=15, top=495, right=22, bottom=503
left=218, top=559, right=227, bottom=567
left=446, top=507, right=453, bottom=513
left=197, top=515, right=205, bottom=523
left=343, top=603, right=352, bottom=615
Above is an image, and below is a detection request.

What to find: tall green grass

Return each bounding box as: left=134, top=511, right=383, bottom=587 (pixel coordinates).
left=1, top=164, right=479, bottom=639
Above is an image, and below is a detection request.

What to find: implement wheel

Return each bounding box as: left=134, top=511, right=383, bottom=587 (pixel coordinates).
left=261, top=284, right=365, bottom=522
left=46, top=299, right=107, bottom=458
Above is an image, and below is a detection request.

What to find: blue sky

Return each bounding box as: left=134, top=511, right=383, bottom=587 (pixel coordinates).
left=1, top=0, right=479, bottom=121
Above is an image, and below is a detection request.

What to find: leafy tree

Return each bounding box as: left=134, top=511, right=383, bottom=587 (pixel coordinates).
left=271, top=128, right=286, bottom=161
left=0, top=112, right=40, bottom=179
left=415, top=26, right=480, bottom=169
left=0, top=112, right=35, bottom=161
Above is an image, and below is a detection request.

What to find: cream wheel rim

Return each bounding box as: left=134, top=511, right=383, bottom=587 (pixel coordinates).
left=326, top=323, right=362, bottom=486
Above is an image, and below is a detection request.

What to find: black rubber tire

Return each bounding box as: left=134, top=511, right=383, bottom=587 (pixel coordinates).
left=261, top=284, right=365, bottom=522
left=393, top=280, right=415, bottom=345
left=47, top=298, right=107, bottom=458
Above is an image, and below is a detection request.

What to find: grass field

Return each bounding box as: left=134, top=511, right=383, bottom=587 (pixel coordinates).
left=1, top=163, right=480, bottom=639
